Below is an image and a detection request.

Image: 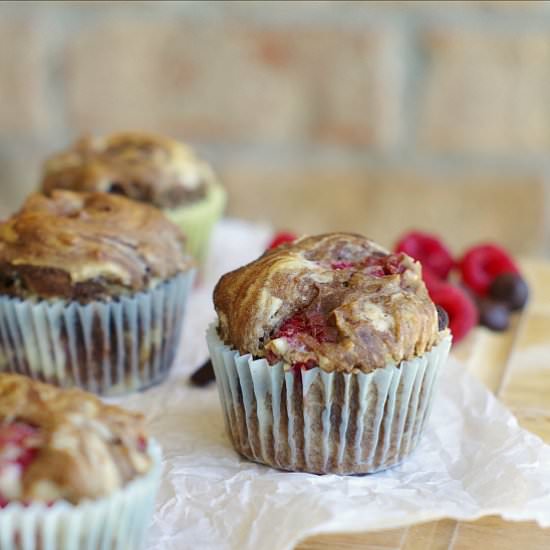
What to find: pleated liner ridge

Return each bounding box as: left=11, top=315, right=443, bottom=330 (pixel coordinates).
left=207, top=324, right=451, bottom=474
left=0, top=271, right=195, bottom=396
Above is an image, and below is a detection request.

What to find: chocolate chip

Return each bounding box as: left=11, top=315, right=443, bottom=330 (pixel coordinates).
left=478, top=299, right=510, bottom=332
left=489, top=273, right=529, bottom=311
left=190, top=359, right=215, bottom=387
left=108, top=182, right=126, bottom=195
left=436, top=305, right=449, bottom=331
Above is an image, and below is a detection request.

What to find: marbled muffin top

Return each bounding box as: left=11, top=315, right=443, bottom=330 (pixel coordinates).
left=41, top=132, right=216, bottom=209
left=0, top=374, right=151, bottom=505
left=214, top=233, right=444, bottom=374
left=0, top=191, right=190, bottom=302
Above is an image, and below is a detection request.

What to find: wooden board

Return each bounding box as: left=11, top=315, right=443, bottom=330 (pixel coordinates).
left=297, top=259, right=550, bottom=550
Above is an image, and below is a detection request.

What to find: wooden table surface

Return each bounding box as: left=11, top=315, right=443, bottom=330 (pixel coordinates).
left=297, top=259, right=550, bottom=550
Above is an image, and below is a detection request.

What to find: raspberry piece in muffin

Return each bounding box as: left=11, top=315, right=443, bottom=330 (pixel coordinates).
left=267, top=231, right=297, bottom=250
left=0, top=423, right=42, bottom=504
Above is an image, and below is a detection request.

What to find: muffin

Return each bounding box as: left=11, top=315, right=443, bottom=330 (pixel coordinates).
left=208, top=233, right=451, bottom=474
left=0, top=191, right=195, bottom=395
left=0, top=373, right=161, bottom=550
left=41, top=131, right=226, bottom=264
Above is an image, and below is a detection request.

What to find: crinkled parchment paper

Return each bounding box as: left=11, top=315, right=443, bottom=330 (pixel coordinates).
left=118, top=220, right=550, bottom=550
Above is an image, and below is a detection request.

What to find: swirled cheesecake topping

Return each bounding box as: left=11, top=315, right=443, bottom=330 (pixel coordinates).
left=0, top=191, right=190, bottom=302
left=41, top=132, right=216, bottom=209
left=214, top=233, right=444, bottom=374
left=0, top=374, right=151, bottom=505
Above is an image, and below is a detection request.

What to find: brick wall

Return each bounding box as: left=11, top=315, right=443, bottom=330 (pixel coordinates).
left=0, top=0, right=549, bottom=255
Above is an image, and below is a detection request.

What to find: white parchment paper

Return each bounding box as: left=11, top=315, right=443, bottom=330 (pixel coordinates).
left=118, top=219, right=550, bottom=550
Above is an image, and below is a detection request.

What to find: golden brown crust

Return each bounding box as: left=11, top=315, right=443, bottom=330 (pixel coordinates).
left=0, top=191, right=191, bottom=301
left=41, top=132, right=216, bottom=209
left=0, top=373, right=151, bottom=504
left=213, top=233, right=441, bottom=373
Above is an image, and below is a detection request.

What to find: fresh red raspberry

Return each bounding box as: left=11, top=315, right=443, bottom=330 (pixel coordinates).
left=395, top=231, right=454, bottom=279
left=430, top=283, right=478, bottom=344
left=267, top=231, right=297, bottom=250
left=459, top=244, right=519, bottom=295
left=422, top=266, right=446, bottom=297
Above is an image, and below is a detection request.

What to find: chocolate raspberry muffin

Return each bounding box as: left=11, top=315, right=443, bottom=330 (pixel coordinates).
left=208, top=233, right=451, bottom=474
left=41, top=131, right=226, bottom=264
left=0, top=373, right=161, bottom=549
left=0, top=191, right=194, bottom=395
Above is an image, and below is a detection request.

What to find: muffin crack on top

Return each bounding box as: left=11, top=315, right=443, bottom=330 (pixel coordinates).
left=0, top=190, right=192, bottom=302
left=214, top=233, right=445, bottom=374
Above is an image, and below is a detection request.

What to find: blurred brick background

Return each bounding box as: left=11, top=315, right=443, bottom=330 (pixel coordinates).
left=0, top=0, right=549, bottom=256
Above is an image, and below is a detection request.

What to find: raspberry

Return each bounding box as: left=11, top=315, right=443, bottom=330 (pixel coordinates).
left=0, top=422, right=41, bottom=505
left=430, top=283, right=478, bottom=344
left=331, top=261, right=355, bottom=270
left=275, top=314, right=308, bottom=340
left=422, top=266, right=446, bottom=297
left=0, top=423, right=38, bottom=448
left=267, top=231, right=297, bottom=250
left=382, top=253, right=407, bottom=275
left=395, top=231, right=454, bottom=279
left=0, top=423, right=40, bottom=473
left=459, top=244, right=519, bottom=295
left=275, top=312, right=338, bottom=344
left=137, top=436, right=148, bottom=453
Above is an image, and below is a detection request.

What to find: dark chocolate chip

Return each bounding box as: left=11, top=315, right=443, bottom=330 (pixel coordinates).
left=489, top=273, right=529, bottom=311
left=436, top=305, right=449, bottom=331
left=478, top=299, right=510, bottom=332
left=108, top=182, right=126, bottom=195
left=190, top=359, right=215, bottom=387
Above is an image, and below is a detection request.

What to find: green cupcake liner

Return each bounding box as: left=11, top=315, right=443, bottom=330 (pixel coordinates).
left=165, top=181, right=226, bottom=265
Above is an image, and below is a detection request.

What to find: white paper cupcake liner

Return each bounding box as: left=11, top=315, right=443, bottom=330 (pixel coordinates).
left=0, top=440, right=161, bottom=550
left=207, top=324, right=452, bottom=474
left=0, top=271, right=195, bottom=396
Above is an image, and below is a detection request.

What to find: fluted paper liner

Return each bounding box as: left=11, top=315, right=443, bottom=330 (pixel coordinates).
left=166, top=181, right=226, bottom=265
left=0, top=441, right=161, bottom=550
left=207, top=324, right=451, bottom=474
left=0, top=271, right=194, bottom=396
